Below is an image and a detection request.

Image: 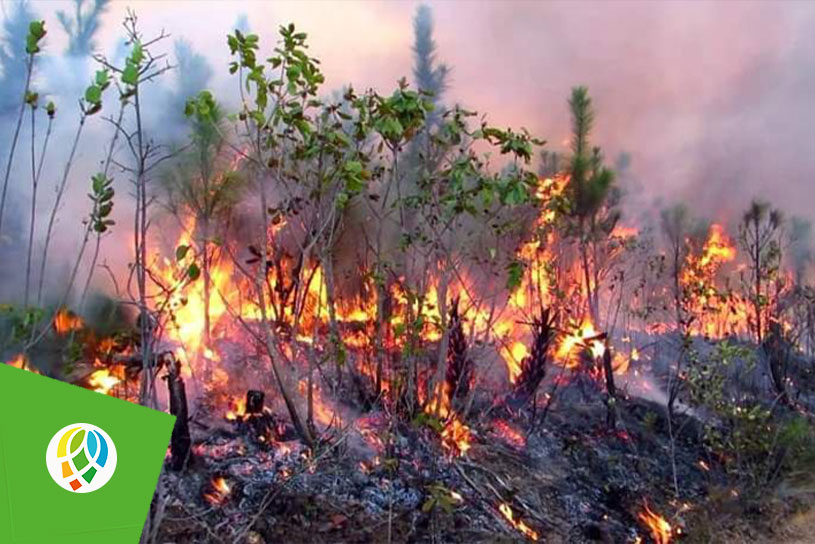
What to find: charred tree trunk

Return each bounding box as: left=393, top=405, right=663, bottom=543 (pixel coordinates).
left=166, top=355, right=191, bottom=471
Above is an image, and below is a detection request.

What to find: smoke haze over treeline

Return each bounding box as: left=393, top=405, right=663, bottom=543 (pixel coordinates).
left=2, top=0, right=815, bottom=298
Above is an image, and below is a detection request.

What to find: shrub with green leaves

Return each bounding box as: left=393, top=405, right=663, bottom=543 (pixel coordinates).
left=685, top=340, right=813, bottom=489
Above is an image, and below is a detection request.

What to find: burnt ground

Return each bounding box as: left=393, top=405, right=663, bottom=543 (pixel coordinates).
left=150, top=379, right=814, bottom=544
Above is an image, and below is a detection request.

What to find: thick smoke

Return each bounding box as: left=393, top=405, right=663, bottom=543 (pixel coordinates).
left=0, top=1, right=217, bottom=303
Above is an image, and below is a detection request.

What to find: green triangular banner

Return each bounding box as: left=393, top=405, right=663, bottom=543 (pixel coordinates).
left=0, top=364, right=174, bottom=543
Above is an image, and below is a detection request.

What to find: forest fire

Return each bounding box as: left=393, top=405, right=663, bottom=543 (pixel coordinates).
left=2, top=5, right=814, bottom=543
left=679, top=223, right=747, bottom=338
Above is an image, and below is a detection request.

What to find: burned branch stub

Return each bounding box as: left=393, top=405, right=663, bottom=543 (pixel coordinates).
left=246, top=389, right=265, bottom=415
left=230, top=389, right=293, bottom=444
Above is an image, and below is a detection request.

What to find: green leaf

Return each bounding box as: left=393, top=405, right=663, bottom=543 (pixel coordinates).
left=176, top=245, right=190, bottom=261
left=506, top=260, right=526, bottom=291
left=130, top=42, right=144, bottom=65
left=95, top=69, right=110, bottom=90
left=122, top=64, right=139, bottom=86
left=29, top=21, right=46, bottom=39
left=25, top=36, right=39, bottom=55
left=91, top=173, right=106, bottom=193
left=187, top=263, right=200, bottom=281
left=84, top=85, right=102, bottom=104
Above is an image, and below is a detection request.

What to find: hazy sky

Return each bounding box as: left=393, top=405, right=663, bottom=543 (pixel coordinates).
left=5, top=0, right=815, bottom=225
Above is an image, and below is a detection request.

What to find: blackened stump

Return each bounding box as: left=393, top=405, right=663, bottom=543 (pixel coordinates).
left=246, top=389, right=265, bottom=414
left=166, top=354, right=191, bottom=471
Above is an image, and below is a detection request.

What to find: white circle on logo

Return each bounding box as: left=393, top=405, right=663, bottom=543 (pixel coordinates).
left=45, top=423, right=117, bottom=493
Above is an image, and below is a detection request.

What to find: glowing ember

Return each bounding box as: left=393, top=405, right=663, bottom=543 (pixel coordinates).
left=492, top=419, right=526, bottom=449
left=637, top=502, right=673, bottom=544
left=203, top=476, right=231, bottom=506
left=498, top=502, right=539, bottom=541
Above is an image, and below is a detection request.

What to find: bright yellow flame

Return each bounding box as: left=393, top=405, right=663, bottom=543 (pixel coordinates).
left=498, top=503, right=539, bottom=541
left=89, top=368, right=121, bottom=395
left=638, top=503, right=672, bottom=544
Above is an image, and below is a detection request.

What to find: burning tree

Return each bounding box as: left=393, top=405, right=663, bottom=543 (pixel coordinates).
left=163, top=91, right=243, bottom=350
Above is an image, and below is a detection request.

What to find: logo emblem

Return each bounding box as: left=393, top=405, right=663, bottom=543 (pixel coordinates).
left=45, top=423, right=117, bottom=493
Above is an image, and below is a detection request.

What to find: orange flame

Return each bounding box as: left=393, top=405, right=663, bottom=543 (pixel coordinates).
left=441, top=416, right=471, bottom=457
left=699, top=223, right=735, bottom=267
left=492, top=419, right=526, bottom=449
left=498, top=502, right=539, bottom=541
left=679, top=222, right=748, bottom=338
left=637, top=503, right=673, bottom=544
left=53, top=308, right=83, bottom=335
left=88, top=367, right=122, bottom=395
left=203, top=476, right=231, bottom=506
left=225, top=396, right=247, bottom=421
left=556, top=317, right=606, bottom=367
left=6, top=353, right=40, bottom=374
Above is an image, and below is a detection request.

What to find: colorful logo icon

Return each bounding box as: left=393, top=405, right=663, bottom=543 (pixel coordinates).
left=45, top=423, right=118, bottom=493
